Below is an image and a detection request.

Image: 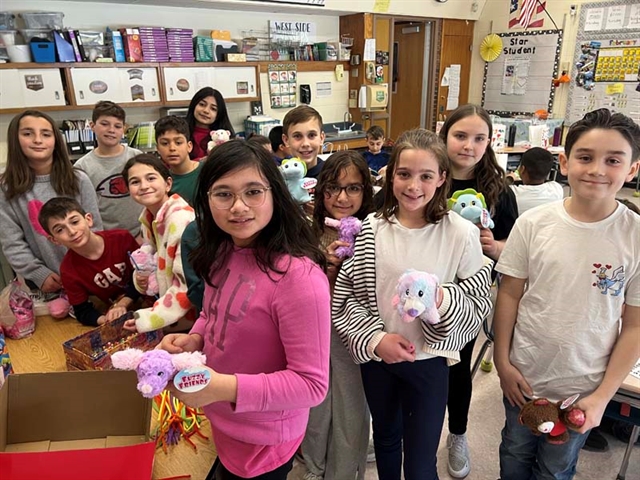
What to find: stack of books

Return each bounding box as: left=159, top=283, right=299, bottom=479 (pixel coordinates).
left=138, top=26, right=169, bottom=62
left=167, top=28, right=194, bottom=63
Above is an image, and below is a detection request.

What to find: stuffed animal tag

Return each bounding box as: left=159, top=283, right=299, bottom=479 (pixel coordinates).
left=174, top=368, right=211, bottom=393
left=560, top=393, right=580, bottom=410
left=302, top=178, right=318, bottom=190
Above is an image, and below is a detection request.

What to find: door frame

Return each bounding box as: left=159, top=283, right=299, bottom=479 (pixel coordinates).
left=373, top=15, right=440, bottom=138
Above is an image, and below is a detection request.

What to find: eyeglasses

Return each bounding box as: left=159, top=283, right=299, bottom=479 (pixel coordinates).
left=208, top=186, right=272, bottom=210
left=324, top=184, right=364, bottom=198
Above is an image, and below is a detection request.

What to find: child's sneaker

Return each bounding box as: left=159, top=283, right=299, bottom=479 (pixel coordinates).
left=447, top=433, right=471, bottom=478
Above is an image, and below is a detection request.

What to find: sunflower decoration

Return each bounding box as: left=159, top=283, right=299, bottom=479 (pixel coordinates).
left=480, top=33, right=502, bottom=63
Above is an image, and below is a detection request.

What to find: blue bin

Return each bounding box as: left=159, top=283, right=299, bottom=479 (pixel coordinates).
left=30, top=40, right=55, bottom=62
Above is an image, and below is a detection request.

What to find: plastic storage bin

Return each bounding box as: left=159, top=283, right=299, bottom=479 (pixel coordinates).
left=30, top=40, right=55, bottom=62
left=20, top=12, right=64, bottom=30
left=20, top=28, right=53, bottom=42
left=244, top=116, right=281, bottom=137
left=0, top=12, right=16, bottom=30
left=7, top=44, right=31, bottom=62
left=0, top=30, right=21, bottom=47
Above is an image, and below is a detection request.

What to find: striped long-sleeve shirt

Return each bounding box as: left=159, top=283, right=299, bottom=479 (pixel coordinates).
left=332, top=215, right=494, bottom=365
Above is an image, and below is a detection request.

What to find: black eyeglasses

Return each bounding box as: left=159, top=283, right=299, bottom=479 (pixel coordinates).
left=324, top=184, right=364, bottom=198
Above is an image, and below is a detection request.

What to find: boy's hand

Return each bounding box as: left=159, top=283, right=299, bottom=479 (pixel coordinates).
left=497, top=361, right=533, bottom=407
left=375, top=333, right=416, bottom=364
left=573, top=393, right=608, bottom=434
left=159, top=333, right=203, bottom=354
left=105, top=305, right=126, bottom=322
left=42, top=273, right=63, bottom=293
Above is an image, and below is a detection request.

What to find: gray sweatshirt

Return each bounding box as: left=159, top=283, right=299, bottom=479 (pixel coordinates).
left=75, top=145, right=143, bottom=236
left=0, top=171, right=103, bottom=289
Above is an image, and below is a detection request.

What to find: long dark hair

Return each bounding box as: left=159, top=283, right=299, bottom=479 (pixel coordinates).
left=312, top=151, right=374, bottom=238
left=439, top=104, right=506, bottom=209
left=191, top=140, right=326, bottom=284
left=378, top=128, right=451, bottom=224
left=2, top=110, right=79, bottom=201
left=186, top=87, right=235, bottom=159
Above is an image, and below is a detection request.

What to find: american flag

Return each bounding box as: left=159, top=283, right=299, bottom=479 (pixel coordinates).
left=509, top=0, right=546, bottom=29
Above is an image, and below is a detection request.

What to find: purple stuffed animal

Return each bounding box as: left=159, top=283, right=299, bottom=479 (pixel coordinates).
left=111, top=348, right=207, bottom=398
left=392, top=269, right=440, bottom=324
left=324, top=216, right=363, bottom=259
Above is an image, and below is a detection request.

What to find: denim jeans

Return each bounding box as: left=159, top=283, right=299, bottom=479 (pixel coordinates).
left=361, top=356, right=449, bottom=480
left=500, top=397, right=589, bottom=480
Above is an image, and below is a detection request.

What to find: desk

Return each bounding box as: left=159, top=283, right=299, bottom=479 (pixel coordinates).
left=613, top=374, right=640, bottom=480
left=5, top=315, right=216, bottom=480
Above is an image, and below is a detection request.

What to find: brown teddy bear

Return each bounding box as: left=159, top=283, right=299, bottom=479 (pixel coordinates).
left=518, top=398, right=586, bottom=445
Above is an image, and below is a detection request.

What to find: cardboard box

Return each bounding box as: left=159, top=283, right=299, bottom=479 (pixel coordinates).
left=0, top=370, right=155, bottom=480
left=63, top=315, right=163, bottom=371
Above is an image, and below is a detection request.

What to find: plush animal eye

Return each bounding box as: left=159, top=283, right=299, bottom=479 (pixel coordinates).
left=460, top=202, right=466, bottom=208
left=157, top=371, right=164, bottom=376
left=418, top=290, right=424, bottom=297
left=405, top=289, right=410, bottom=296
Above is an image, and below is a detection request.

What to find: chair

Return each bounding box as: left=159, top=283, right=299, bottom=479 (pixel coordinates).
left=607, top=392, right=640, bottom=480
left=471, top=274, right=500, bottom=379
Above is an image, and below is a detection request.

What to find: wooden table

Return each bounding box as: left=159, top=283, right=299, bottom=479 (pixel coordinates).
left=5, top=315, right=216, bottom=480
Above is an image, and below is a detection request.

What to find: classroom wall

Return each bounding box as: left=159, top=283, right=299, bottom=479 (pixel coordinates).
left=470, top=0, right=597, bottom=120
left=0, top=0, right=346, bottom=167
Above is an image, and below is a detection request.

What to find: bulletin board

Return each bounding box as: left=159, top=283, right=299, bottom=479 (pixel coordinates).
left=566, top=1, right=640, bottom=125
left=482, top=30, right=562, bottom=116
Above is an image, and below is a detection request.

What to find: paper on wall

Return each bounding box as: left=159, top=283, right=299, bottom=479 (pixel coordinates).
left=446, top=64, right=460, bottom=110
left=584, top=8, right=604, bottom=31
left=501, top=59, right=529, bottom=95
left=364, top=39, right=376, bottom=61
left=605, top=5, right=626, bottom=30
left=627, top=4, right=640, bottom=29
left=316, top=81, right=332, bottom=98
left=373, top=0, right=390, bottom=13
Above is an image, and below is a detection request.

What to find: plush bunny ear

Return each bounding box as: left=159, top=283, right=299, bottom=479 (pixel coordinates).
left=171, top=351, right=207, bottom=371
left=111, top=348, right=146, bottom=370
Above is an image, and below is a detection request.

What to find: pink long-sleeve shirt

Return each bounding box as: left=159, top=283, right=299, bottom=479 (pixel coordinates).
left=190, top=248, right=330, bottom=477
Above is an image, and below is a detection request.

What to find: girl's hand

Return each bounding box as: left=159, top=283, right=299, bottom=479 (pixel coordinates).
left=374, top=333, right=416, bottom=364
left=326, top=240, right=350, bottom=268
left=479, top=227, right=499, bottom=259
left=42, top=273, right=63, bottom=293
left=159, top=333, right=203, bottom=354
left=496, top=361, right=533, bottom=408
left=573, top=393, right=608, bottom=434
left=166, top=365, right=219, bottom=408
left=135, top=272, right=149, bottom=291
left=123, top=318, right=138, bottom=332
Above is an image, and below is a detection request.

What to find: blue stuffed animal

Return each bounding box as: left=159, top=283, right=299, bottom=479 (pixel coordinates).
left=448, top=188, right=495, bottom=229
left=279, top=158, right=317, bottom=204
left=392, top=269, right=440, bottom=324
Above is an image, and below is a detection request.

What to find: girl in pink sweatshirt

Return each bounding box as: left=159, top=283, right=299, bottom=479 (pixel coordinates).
left=159, top=140, right=331, bottom=479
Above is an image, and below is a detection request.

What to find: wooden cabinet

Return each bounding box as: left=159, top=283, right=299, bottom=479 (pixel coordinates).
left=0, top=61, right=260, bottom=113
left=0, top=68, right=65, bottom=109
left=69, top=66, right=161, bottom=106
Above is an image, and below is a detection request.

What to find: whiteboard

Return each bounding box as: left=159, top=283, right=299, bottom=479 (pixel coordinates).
left=482, top=30, right=562, bottom=116
left=566, top=1, right=640, bottom=125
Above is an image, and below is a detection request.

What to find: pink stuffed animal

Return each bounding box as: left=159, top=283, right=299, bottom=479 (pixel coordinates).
left=324, top=216, right=362, bottom=259
left=392, top=269, right=440, bottom=324
left=111, top=348, right=207, bottom=398
left=129, top=244, right=159, bottom=296
left=47, top=292, right=71, bottom=319
left=207, top=129, right=231, bottom=153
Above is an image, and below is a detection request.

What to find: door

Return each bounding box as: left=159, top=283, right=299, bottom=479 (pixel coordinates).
left=390, top=22, right=426, bottom=140
left=436, top=19, right=473, bottom=119
left=20, top=69, right=66, bottom=107
left=117, top=67, right=160, bottom=103
left=70, top=68, right=126, bottom=105
left=0, top=70, right=24, bottom=109
left=211, top=66, right=258, bottom=100
left=162, top=67, right=212, bottom=102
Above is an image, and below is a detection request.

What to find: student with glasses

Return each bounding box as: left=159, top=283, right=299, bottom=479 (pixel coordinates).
left=299, top=151, right=375, bottom=480
left=159, top=140, right=331, bottom=480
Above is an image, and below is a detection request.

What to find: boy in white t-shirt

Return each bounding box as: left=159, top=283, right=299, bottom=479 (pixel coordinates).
left=507, top=147, right=564, bottom=214
left=494, top=109, right=640, bottom=480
